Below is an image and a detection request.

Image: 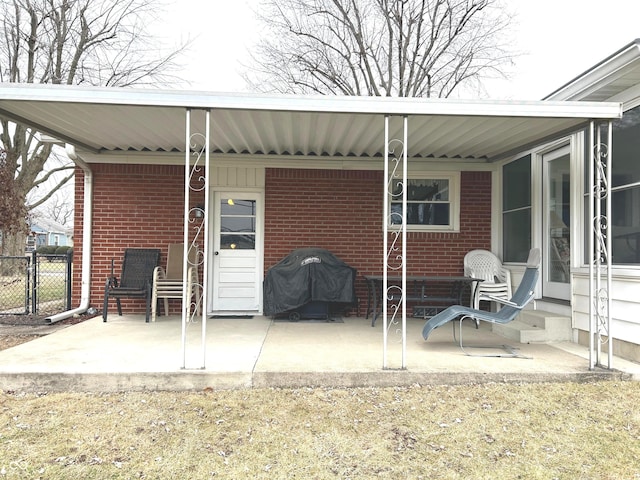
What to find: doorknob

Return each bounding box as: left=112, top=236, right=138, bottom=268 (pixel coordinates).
left=214, top=251, right=219, bottom=255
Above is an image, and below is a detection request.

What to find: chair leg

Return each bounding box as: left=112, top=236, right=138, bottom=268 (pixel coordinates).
left=151, top=287, right=158, bottom=322
left=151, top=296, right=158, bottom=323
left=103, top=292, right=109, bottom=322
left=453, top=316, right=531, bottom=359
left=145, top=285, right=151, bottom=323
left=116, top=298, right=123, bottom=316
left=470, top=290, right=480, bottom=329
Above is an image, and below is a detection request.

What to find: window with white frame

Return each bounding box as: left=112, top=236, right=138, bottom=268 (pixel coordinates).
left=502, top=155, right=532, bottom=263
left=389, top=173, right=460, bottom=231
left=584, top=104, right=640, bottom=265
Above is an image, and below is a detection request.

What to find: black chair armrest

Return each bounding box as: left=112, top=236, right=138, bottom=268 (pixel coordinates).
left=105, top=258, right=120, bottom=288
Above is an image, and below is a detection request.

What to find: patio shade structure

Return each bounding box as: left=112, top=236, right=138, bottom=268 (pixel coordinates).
left=0, top=84, right=622, bottom=159
left=0, top=83, right=622, bottom=369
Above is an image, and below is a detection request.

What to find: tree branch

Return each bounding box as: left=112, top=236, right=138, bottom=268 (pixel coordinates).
left=248, top=0, right=516, bottom=98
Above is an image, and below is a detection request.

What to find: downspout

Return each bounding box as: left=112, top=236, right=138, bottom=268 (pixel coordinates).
left=45, top=144, right=93, bottom=323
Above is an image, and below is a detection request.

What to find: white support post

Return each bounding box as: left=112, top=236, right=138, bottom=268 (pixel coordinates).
left=383, top=116, right=389, bottom=369
left=606, top=121, right=613, bottom=369
left=382, top=115, right=408, bottom=370
left=201, top=110, right=211, bottom=369
left=401, top=116, right=408, bottom=369
left=181, top=109, right=191, bottom=369
left=181, top=108, right=210, bottom=370
left=589, top=120, right=613, bottom=370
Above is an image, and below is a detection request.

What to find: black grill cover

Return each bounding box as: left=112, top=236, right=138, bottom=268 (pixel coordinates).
left=263, top=248, right=357, bottom=316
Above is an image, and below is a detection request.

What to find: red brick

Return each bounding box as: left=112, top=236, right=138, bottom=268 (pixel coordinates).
left=73, top=166, right=491, bottom=314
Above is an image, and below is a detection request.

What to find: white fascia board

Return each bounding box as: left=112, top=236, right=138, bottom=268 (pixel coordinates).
left=0, top=83, right=622, bottom=120
left=610, top=83, right=640, bottom=109
left=545, top=40, right=640, bottom=101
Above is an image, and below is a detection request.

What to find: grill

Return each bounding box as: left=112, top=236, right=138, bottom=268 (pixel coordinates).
left=263, top=248, right=357, bottom=320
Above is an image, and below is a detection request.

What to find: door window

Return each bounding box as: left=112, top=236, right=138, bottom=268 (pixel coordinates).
left=546, top=152, right=571, bottom=284
left=219, top=198, right=256, bottom=250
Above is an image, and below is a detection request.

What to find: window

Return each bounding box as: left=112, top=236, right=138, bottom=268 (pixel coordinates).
left=502, top=155, right=532, bottom=262
left=389, top=174, right=460, bottom=231
left=585, top=105, right=640, bottom=265
left=219, top=198, right=256, bottom=250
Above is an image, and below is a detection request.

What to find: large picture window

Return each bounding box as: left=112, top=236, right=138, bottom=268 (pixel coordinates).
left=389, top=174, right=460, bottom=231
left=586, top=105, right=640, bottom=265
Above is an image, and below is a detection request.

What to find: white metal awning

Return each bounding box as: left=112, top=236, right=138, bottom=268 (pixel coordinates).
left=0, top=83, right=623, bottom=371
left=544, top=39, right=640, bottom=102
left=0, top=83, right=622, bottom=162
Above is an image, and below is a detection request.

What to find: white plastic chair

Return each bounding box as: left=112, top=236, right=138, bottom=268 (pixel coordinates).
left=464, top=249, right=512, bottom=311
left=151, top=243, right=201, bottom=322
left=423, top=248, right=540, bottom=358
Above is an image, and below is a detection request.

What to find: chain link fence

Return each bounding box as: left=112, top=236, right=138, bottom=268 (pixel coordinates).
left=0, top=252, right=72, bottom=317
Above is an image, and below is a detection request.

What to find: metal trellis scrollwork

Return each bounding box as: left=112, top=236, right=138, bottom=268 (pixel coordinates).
left=589, top=121, right=612, bottom=370
left=186, top=136, right=206, bottom=324
left=181, top=109, right=211, bottom=370
left=383, top=116, right=408, bottom=370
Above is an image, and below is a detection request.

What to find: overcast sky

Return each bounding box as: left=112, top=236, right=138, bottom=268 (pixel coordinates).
left=160, top=0, right=639, bottom=100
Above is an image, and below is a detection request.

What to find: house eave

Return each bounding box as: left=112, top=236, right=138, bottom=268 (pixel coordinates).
left=0, top=84, right=623, bottom=161
left=544, top=39, right=640, bottom=102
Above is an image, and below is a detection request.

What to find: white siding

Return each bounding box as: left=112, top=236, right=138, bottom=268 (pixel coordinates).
left=572, top=273, right=640, bottom=343
left=211, top=166, right=265, bottom=188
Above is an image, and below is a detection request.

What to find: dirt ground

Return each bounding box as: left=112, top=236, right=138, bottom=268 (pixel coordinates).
left=0, top=313, right=94, bottom=351
left=1, top=382, right=639, bottom=479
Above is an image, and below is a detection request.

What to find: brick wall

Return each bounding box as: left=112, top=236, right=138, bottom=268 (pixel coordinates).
left=73, top=165, right=491, bottom=316
left=264, top=168, right=492, bottom=310
left=72, top=164, right=204, bottom=314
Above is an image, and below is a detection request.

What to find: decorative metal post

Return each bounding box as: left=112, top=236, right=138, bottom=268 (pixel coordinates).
left=181, top=109, right=209, bottom=370
left=588, top=120, right=613, bottom=370
left=383, top=115, right=408, bottom=370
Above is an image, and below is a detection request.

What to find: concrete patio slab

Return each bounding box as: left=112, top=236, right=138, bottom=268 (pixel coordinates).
left=0, top=315, right=637, bottom=392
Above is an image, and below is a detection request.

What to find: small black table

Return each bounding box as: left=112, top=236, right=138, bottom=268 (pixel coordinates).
left=363, top=275, right=483, bottom=327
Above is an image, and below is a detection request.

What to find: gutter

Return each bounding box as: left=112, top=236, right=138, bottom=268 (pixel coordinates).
left=45, top=144, right=93, bottom=323
left=543, top=38, right=640, bottom=101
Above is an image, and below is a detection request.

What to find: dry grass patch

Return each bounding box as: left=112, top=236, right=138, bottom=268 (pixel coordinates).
left=1, top=381, right=639, bottom=479
left=0, top=335, right=41, bottom=351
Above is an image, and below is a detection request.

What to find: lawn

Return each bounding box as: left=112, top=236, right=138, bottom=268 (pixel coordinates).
left=0, top=259, right=66, bottom=311
left=1, top=381, right=638, bottom=479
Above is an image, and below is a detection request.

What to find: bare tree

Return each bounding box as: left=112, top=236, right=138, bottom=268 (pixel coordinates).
left=246, top=0, right=516, bottom=97
left=37, top=190, right=74, bottom=226
left=0, top=0, right=187, bottom=255
left=0, top=148, right=28, bottom=240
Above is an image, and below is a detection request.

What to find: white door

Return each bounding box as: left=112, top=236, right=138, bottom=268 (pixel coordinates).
left=211, top=192, right=262, bottom=314
left=542, top=146, right=571, bottom=300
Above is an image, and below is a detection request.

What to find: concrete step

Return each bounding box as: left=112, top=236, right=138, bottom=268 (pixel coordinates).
left=492, top=310, right=572, bottom=343
left=492, top=319, right=547, bottom=344
left=519, top=310, right=572, bottom=342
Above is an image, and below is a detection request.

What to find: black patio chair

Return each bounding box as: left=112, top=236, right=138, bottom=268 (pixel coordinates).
left=421, top=248, right=540, bottom=358
left=103, top=248, right=161, bottom=323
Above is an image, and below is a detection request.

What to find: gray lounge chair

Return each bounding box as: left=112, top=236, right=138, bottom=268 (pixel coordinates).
left=422, top=248, right=540, bottom=357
